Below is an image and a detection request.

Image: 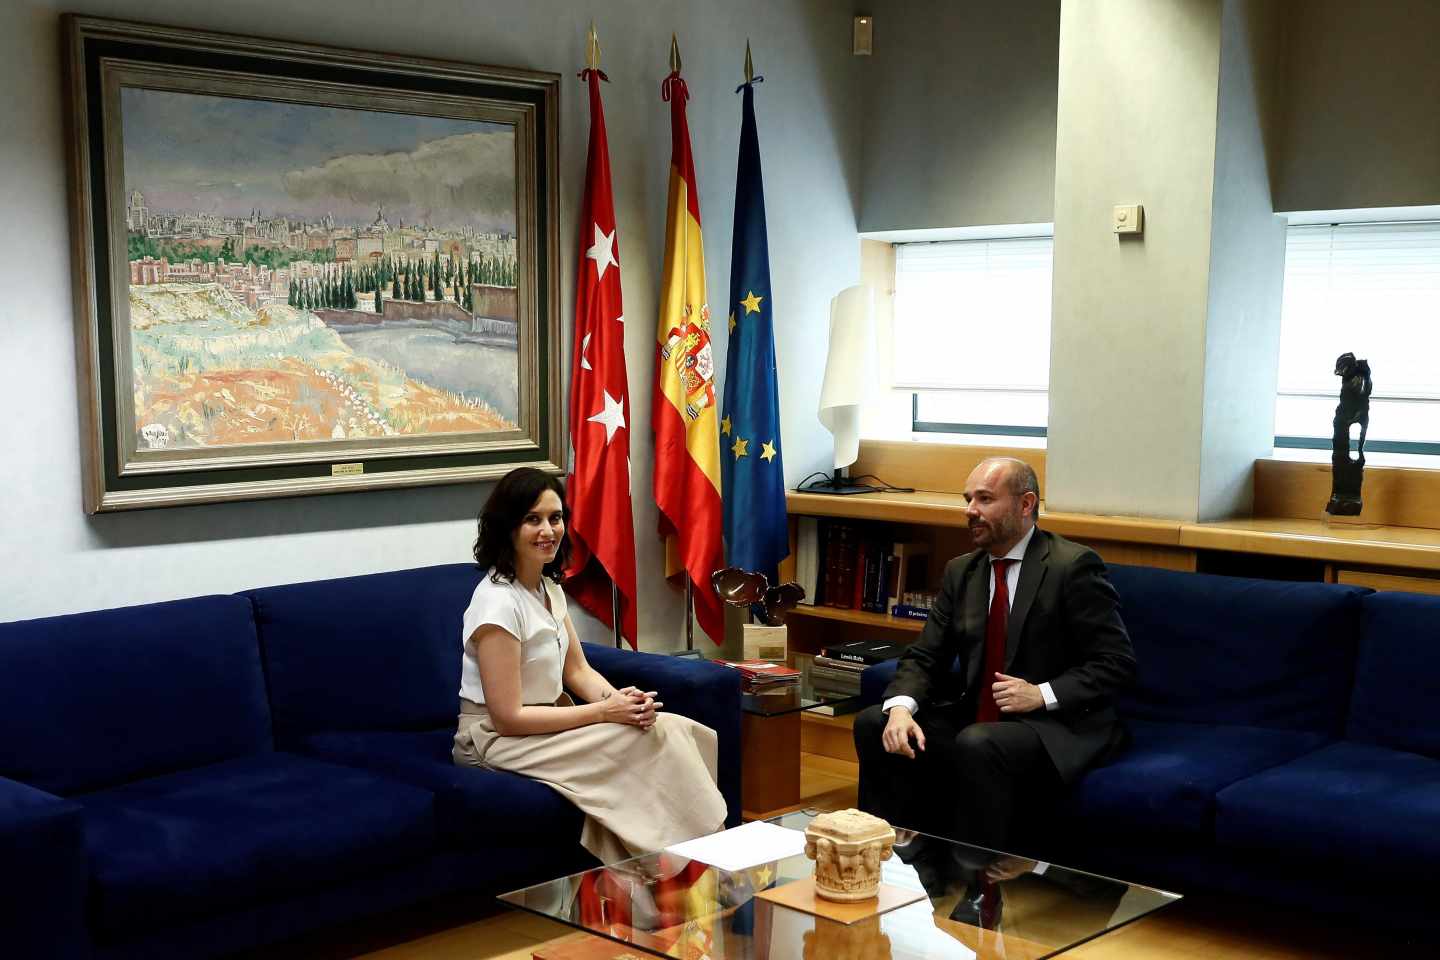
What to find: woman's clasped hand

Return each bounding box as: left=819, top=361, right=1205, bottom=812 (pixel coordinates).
left=601, top=686, right=663, bottom=730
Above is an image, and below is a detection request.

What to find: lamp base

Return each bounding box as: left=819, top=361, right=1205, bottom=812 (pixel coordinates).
left=799, top=470, right=882, bottom=496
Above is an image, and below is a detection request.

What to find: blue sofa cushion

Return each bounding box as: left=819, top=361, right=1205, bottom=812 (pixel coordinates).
left=0, top=776, right=89, bottom=959
left=1348, top=592, right=1440, bottom=758
left=246, top=564, right=483, bottom=740
left=1105, top=565, right=1367, bottom=734
left=1060, top=719, right=1330, bottom=837
left=1215, top=740, right=1440, bottom=872
left=289, top=729, right=586, bottom=849
left=80, top=753, right=437, bottom=939
left=0, top=595, right=270, bottom=796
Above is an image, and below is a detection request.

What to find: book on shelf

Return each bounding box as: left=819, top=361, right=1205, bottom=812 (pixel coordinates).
left=809, top=696, right=861, bottom=713
left=885, top=541, right=930, bottom=615
left=812, top=676, right=852, bottom=699
left=716, top=659, right=801, bottom=685
left=821, top=639, right=908, bottom=665
left=796, top=516, right=820, bottom=605
left=807, top=700, right=862, bottom=717
left=890, top=604, right=931, bottom=621
left=811, top=655, right=867, bottom=675
left=809, top=672, right=863, bottom=693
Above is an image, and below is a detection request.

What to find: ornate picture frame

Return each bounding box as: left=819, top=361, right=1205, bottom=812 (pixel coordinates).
left=63, top=16, right=561, bottom=512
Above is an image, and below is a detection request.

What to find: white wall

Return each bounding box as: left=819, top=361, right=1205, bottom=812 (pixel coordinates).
left=0, top=0, right=863, bottom=644
left=1274, top=0, right=1440, bottom=212
left=1046, top=0, right=1222, bottom=519
left=857, top=0, right=1060, bottom=233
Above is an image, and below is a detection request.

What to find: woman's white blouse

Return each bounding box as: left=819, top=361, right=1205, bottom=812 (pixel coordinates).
left=459, top=571, right=569, bottom=705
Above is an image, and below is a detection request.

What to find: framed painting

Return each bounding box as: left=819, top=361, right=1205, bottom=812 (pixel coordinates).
left=63, top=16, right=561, bottom=512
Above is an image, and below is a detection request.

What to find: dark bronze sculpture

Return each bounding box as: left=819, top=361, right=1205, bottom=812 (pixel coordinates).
left=712, top=567, right=805, bottom=625
left=1326, top=352, right=1372, bottom=517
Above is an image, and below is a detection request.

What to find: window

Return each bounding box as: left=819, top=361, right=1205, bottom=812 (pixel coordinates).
left=1276, top=222, right=1440, bottom=455
left=893, top=236, right=1052, bottom=438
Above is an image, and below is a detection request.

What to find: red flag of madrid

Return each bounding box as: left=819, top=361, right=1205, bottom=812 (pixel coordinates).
left=564, top=67, right=638, bottom=646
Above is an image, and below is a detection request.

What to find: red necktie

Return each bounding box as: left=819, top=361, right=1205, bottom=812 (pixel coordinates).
left=976, top=558, right=1013, bottom=724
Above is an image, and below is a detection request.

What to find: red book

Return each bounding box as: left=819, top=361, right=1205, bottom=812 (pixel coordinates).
left=717, top=659, right=801, bottom=684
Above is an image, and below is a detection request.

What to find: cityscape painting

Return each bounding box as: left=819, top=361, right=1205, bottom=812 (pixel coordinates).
left=122, top=89, right=523, bottom=450
left=65, top=17, right=561, bottom=511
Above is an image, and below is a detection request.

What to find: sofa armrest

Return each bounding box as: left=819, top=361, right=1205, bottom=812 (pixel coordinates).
left=0, top=776, right=90, bottom=958
left=861, top=660, right=900, bottom=707
left=581, top=644, right=743, bottom=826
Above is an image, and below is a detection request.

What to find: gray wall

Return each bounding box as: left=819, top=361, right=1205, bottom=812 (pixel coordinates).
left=1274, top=0, right=1440, bottom=212
left=1, top=0, right=863, bottom=641
left=858, top=0, right=1060, bottom=232
left=1197, top=0, right=1286, bottom=521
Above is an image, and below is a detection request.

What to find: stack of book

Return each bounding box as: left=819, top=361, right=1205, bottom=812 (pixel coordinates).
left=810, top=640, right=907, bottom=701
left=716, top=659, right=802, bottom=689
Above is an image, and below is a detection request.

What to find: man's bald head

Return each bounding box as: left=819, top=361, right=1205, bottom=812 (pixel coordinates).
left=977, top=457, right=1040, bottom=517
left=964, top=457, right=1041, bottom=555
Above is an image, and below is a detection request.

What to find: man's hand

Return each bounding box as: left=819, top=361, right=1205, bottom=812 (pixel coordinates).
left=881, top=707, right=926, bottom=759
left=992, top=673, right=1044, bottom=714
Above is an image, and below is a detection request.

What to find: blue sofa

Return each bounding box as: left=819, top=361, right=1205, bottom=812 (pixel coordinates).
left=860, top=563, right=1440, bottom=925
left=0, top=564, right=741, bottom=960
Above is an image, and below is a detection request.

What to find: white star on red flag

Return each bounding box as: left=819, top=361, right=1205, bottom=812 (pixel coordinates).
left=586, top=390, right=626, bottom=444
left=586, top=224, right=618, bottom=280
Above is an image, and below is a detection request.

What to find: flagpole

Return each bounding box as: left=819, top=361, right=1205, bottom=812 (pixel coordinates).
left=684, top=575, right=695, bottom=652
left=676, top=28, right=693, bottom=658
left=586, top=20, right=600, bottom=73
left=673, top=31, right=696, bottom=657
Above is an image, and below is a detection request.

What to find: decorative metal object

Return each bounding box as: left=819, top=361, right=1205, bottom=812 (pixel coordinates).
left=711, top=567, right=805, bottom=625
left=1326, top=352, right=1372, bottom=517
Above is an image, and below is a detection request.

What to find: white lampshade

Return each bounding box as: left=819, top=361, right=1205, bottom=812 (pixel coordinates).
left=817, top=284, right=876, bottom=470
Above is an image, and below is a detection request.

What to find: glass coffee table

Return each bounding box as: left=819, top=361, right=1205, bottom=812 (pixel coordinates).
left=735, top=660, right=862, bottom=819
left=500, top=809, right=1181, bottom=960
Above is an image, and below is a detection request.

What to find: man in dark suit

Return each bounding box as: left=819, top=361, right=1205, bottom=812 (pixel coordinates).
left=854, top=456, right=1135, bottom=851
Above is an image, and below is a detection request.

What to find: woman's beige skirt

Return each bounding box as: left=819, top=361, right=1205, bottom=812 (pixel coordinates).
left=452, top=699, right=728, bottom=864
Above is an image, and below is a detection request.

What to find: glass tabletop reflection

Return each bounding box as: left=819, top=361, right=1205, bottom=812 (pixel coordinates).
left=498, top=810, right=1181, bottom=960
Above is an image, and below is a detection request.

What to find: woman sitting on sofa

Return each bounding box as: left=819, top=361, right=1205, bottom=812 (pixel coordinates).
left=452, top=467, right=727, bottom=862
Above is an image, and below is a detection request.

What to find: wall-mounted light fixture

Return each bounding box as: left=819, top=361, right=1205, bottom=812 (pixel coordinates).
left=853, top=15, right=873, bottom=56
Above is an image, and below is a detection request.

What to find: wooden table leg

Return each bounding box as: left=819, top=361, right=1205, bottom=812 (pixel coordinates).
left=740, top=710, right=801, bottom=820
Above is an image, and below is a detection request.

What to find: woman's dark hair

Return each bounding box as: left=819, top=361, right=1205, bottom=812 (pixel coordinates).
left=473, top=468, right=571, bottom=583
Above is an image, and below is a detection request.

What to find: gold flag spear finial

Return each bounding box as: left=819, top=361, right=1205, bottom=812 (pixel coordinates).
left=586, top=21, right=600, bottom=71
left=670, top=33, right=681, bottom=73
left=744, top=40, right=754, bottom=84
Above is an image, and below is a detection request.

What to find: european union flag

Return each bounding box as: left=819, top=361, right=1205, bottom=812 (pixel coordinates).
left=721, top=73, right=787, bottom=580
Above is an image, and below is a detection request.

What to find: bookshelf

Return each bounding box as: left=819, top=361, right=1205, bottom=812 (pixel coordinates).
left=787, top=605, right=926, bottom=633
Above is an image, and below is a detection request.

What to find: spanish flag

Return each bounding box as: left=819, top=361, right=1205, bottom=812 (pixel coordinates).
left=652, top=51, right=724, bottom=643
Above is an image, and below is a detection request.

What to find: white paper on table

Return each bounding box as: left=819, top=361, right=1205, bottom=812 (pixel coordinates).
left=664, top=820, right=808, bottom=872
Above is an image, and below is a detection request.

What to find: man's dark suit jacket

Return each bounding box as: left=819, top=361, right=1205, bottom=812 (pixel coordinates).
left=882, top=527, right=1136, bottom=783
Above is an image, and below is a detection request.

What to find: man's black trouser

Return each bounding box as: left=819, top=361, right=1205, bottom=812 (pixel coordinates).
left=852, top=703, right=1060, bottom=850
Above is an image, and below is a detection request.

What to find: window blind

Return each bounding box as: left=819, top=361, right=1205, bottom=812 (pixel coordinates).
left=1276, top=222, right=1440, bottom=445
left=893, top=237, right=1053, bottom=396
